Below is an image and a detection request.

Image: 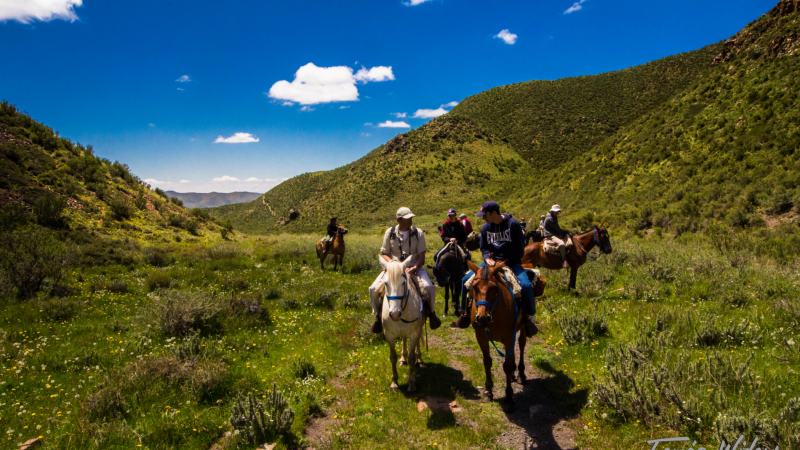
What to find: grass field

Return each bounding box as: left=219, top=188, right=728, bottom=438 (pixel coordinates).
left=2, top=223, right=799, bottom=449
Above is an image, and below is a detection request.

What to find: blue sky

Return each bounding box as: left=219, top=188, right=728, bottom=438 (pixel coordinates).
left=1, top=0, right=777, bottom=193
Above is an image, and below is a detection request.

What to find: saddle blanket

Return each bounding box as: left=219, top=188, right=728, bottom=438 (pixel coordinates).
left=440, top=241, right=470, bottom=260
left=543, top=236, right=573, bottom=255
left=464, top=267, right=540, bottom=298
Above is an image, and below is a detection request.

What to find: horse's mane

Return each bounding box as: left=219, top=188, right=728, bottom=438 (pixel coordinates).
left=385, top=260, right=405, bottom=288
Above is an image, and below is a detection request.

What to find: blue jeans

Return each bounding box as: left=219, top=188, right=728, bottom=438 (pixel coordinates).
left=461, top=263, right=535, bottom=316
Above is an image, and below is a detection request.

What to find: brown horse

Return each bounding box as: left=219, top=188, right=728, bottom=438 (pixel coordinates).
left=466, top=259, right=529, bottom=413
left=315, top=226, right=348, bottom=271
left=521, top=226, right=612, bottom=289
left=465, top=232, right=480, bottom=251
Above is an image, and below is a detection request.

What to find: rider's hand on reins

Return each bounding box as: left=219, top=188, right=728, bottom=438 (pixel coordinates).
left=406, top=266, right=418, bottom=275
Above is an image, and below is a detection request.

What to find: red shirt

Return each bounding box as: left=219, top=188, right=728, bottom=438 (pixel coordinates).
left=460, top=218, right=473, bottom=234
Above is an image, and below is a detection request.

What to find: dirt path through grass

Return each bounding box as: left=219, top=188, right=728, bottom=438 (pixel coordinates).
left=429, top=320, right=578, bottom=450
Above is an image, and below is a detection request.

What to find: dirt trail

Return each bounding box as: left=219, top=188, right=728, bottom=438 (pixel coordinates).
left=429, top=323, right=578, bottom=450
left=262, top=197, right=274, bottom=215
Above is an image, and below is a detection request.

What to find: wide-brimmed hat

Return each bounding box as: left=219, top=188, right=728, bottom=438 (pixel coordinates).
left=396, top=207, right=415, bottom=219
left=476, top=201, right=500, bottom=217
left=329, top=217, right=337, bottom=221
left=550, top=204, right=562, bottom=212
left=447, top=208, right=457, bottom=216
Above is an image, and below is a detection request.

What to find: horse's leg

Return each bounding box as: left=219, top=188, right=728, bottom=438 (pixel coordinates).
left=476, top=335, right=494, bottom=402
left=517, top=322, right=528, bottom=385
left=399, top=337, right=407, bottom=366
left=502, top=341, right=516, bottom=413
left=444, top=285, right=449, bottom=316
left=319, top=251, right=325, bottom=270
left=569, top=265, right=578, bottom=290
left=407, top=336, right=418, bottom=393
left=416, top=338, right=424, bottom=367
left=454, top=283, right=461, bottom=316
left=388, top=337, right=399, bottom=390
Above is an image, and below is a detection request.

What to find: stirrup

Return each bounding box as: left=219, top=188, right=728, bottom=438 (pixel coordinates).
left=524, top=319, right=539, bottom=337
left=369, top=315, right=382, bottom=334
left=453, top=311, right=471, bottom=329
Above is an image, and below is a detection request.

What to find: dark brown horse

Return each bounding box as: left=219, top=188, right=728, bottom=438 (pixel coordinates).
left=521, top=226, right=612, bottom=289
left=465, top=232, right=480, bottom=251
left=466, top=259, right=529, bottom=413
left=429, top=243, right=465, bottom=316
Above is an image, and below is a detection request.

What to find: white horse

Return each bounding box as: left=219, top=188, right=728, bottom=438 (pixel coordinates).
left=379, top=257, right=427, bottom=392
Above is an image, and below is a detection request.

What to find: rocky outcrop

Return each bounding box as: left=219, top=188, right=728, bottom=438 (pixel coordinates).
left=768, top=0, right=799, bottom=17
left=381, top=133, right=410, bottom=155
left=275, top=208, right=300, bottom=225
left=712, top=1, right=800, bottom=66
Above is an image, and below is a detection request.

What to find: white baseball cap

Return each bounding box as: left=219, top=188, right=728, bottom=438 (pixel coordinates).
left=396, top=207, right=415, bottom=219
left=550, top=204, right=562, bottom=212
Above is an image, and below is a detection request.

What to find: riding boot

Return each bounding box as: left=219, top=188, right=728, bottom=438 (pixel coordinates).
left=425, top=302, right=442, bottom=330
left=524, top=317, right=539, bottom=337
left=369, top=311, right=382, bottom=334
left=453, top=301, right=471, bottom=329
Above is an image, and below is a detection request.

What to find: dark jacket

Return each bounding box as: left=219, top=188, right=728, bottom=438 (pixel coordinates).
left=479, top=213, right=525, bottom=266
left=327, top=223, right=339, bottom=237
left=440, top=219, right=467, bottom=245
left=542, top=212, right=567, bottom=238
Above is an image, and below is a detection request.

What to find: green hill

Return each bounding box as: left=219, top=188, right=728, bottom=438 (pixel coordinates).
left=0, top=102, right=222, bottom=243
left=211, top=0, right=800, bottom=240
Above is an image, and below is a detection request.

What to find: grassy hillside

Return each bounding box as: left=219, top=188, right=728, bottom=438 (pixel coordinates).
left=449, top=44, right=720, bottom=166
left=507, top=0, right=800, bottom=241
left=0, top=101, right=225, bottom=243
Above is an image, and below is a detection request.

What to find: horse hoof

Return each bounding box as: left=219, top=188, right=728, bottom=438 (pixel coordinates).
left=517, top=374, right=528, bottom=385
left=416, top=361, right=424, bottom=368
left=481, top=393, right=492, bottom=403
left=502, top=401, right=515, bottom=413
left=390, top=382, right=398, bottom=390
left=399, top=361, right=407, bottom=366
left=407, top=386, right=417, bottom=393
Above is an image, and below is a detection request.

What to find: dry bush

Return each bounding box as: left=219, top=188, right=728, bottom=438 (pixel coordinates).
left=154, top=291, right=221, bottom=336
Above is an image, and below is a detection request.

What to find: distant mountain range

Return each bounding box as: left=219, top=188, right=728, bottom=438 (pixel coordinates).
left=165, top=191, right=262, bottom=209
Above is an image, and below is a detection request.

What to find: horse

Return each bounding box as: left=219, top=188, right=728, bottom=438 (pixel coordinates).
left=524, top=229, right=544, bottom=246
left=429, top=242, right=465, bottom=316
left=521, top=226, right=612, bottom=289
left=315, top=226, right=347, bottom=271
left=466, top=259, right=529, bottom=413
left=379, top=256, right=427, bottom=392
left=465, top=231, right=481, bottom=251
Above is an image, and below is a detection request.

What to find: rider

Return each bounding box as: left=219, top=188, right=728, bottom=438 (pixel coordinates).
left=459, top=213, right=473, bottom=235
left=454, top=201, right=537, bottom=337
left=520, top=217, right=527, bottom=231
left=543, top=205, right=571, bottom=268
left=538, top=215, right=546, bottom=233
left=368, top=207, right=442, bottom=333
left=434, top=208, right=467, bottom=262
left=322, top=217, right=338, bottom=255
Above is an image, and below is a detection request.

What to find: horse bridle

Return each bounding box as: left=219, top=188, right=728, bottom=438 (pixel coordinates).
left=593, top=229, right=612, bottom=253
left=386, top=273, right=421, bottom=324
left=472, top=269, right=518, bottom=359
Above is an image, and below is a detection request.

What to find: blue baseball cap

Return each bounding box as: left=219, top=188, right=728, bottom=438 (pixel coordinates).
left=476, top=201, right=500, bottom=217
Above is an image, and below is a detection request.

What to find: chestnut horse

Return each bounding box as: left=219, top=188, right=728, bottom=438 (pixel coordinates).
left=521, top=226, right=612, bottom=289
left=315, top=226, right=348, bottom=271
left=466, top=260, right=529, bottom=413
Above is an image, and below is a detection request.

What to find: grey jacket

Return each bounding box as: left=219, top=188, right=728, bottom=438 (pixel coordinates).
left=542, top=212, right=568, bottom=238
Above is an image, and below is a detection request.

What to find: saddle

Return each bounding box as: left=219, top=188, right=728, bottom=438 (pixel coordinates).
left=434, top=241, right=470, bottom=263
left=543, top=235, right=574, bottom=255
left=464, top=267, right=540, bottom=298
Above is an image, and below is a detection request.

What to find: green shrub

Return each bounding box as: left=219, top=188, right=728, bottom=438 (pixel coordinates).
left=108, top=197, right=134, bottom=220
left=154, top=291, right=221, bottom=336
left=143, top=247, right=174, bottom=267
left=230, top=387, right=294, bottom=445
left=169, top=196, right=183, bottom=207
left=340, top=293, right=364, bottom=309
left=279, top=297, right=300, bottom=310
left=34, top=192, right=68, bottom=228
left=185, top=219, right=200, bottom=235
left=263, top=287, right=282, bottom=300
left=167, top=213, right=186, bottom=228
left=133, top=194, right=148, bottom=210
left=190, top=208, right=210, bottom=220
left=220, top=228, right=230, bottom=240
left=83, top=386, right=127, bottom=421
left=292, top=358, right=316, bottom=379
left=146, top=271, right=172, bottom=291
left=0, top=225, right=74, bottom=299
left=308, top=289, right=338, bottom=309
left=40, top=297, right=79, bottom=322
left=555, top=305, right=608, bottom=344
left=229, top=296, right=271, bottom=324
left=105, top=279, right=130, bottom=294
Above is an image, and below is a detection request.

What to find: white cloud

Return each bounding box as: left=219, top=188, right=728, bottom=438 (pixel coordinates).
left=564, top=0, right=587, bottom=14
left=267, top=62, right=394, bottom=105
left=300, top=106, right=315, bottom=112
left=361, top=133, right=371, bottom=137
left=281, top=101, right=294, bottom=106
left=177, top=88, right=185, bottom=91
left=413, top=108, right=448, bottom=119
left=441, top=101, right=459, bottom=108
left=179, top=180, right=191, bottom=184
left=143, top=178, right=164, bottom=185
left=214, top=133, right=259, bottom=144
left=354, top=66, right=395, bottom=83
left=244, top=177, right=261, bottom=182
left=392, top=112, right=407, bottom=118
left=148, top=123, right=156, bottom=127
left=404, top=0, right=435, bottom=5
left=176, top=75, right=191, bottom=83
left=378, top=121, right=411, bottom=128
left=339, top=106, right=350, bottom=109
left=0, top=0, right=82, bottom=23
left=212, top=176, right=242, bottom=183
left=364, top=122, right=373, bottom=126
left=494, top=29, right=518, bottom=45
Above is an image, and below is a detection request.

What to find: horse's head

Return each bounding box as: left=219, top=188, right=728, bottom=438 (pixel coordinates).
left=467, top=260, right=506, bottom=328
left=429, top=263, right=448, bottom=287
left=594, top=226, right=612, bottom=254
left=380, top=256, right=414, bottom=321
left=337, top=226, right=348, bottom=236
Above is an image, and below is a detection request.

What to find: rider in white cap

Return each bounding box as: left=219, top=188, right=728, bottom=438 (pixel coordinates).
left=542, top=204, right=571, bottom=268
left=367, top=207, right=441, bottom=333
